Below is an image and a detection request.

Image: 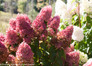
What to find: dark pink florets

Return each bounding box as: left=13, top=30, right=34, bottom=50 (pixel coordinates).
left=32, top=6, right=52, bottom=34
left=57, top=25, right=73, bottom=48
left=51, top=26, right=73, bottom=49
left=16, top=14, right=31, bottom=31
left=32, top=20, right=46, bottom=34
left=16, top=42, right=33, bottom=62
left=39, top=30, right=48, bottom=40
left=57, top=25, right=73, bottom=40
left=65, top=51, right=79, bottom=66
left=48, top=16, right=60, bottom=36
left=16, top=14, right=35, bottom=43
left=48, top=28, right=55, bottom=36
left=5, top=28, right=20, bottom=45
left=9, top=18, right=17, bottom=30
left=6, top=54, right=15, bottom=64
left=0, top=41, right=9, bottom=63
left=0, top=33, right=5, bottom=42
left=5, top=28, right=22, bottom=51
left=40, top=5, right=52, bottom=21
left=16, top=14, right=31, bottom=25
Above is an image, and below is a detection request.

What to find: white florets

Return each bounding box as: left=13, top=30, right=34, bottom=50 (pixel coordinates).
left=79, top=51, right=88, bottom=64
left=80, top=0, right=92, bottom=15
left=72, top=26, right=84, bottom=42
left=55, top=0, right=78, bottom=24
left=55, top=0, right=72, bottom=23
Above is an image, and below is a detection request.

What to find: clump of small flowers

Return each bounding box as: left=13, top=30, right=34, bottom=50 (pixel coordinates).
left=79, top=51, right=88, bottom=65
left=16, top=41, right=34, bottom=65
left=6, top=54, right=15, bottom=65
left=0, top=41, right=9, bottom=63
left=32, top=5, right=52, bottom=38
left=16, top=14, right=35, bottom=43
left=65, top=51, right=80, bottom=66
left=48, top=16, right=60, bottom=36
left=72, top=26, right=84, bottom=42
left=51, top=26, right=73, bottom=49
left=5, top=28, right=22, bottom=51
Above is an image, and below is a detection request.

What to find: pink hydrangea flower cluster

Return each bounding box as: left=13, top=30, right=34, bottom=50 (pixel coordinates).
left=63, top=44, right=80, bottom=66
left=57, top=25, right=73, bottom=48
left=5, top=14, right=35, bottom=52
left=32, top=6, right=52, bottom=36
left=65, top=51, right=79, bottom=66
left=40, top=5, right=52, bottom=22
left=48, top=16, right=60, bottom=36
left=16, top=41, right=33, bottom=64
left=16, top=14, right=35, bottom=43
left=5, top=28, right=20, bottom=46
left=57, top=25, right=73, bottom=40
left=0, top=41, right=9, bottom=63
left=6, top=54, right=15, bottom=64
left=5, top=28, right=21, bottom=51
left=51, top=26, right=73, bottom=49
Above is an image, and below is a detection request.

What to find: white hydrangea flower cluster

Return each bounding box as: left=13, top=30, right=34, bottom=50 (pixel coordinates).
left=72, top=26, right=84, bottom=42
left=80, top=0, right=92, bottom=14
left=79, top=51, right=88, bottom=65
left=67, top=0, right=79, bottom=15
left=55, top=0, right=67, bottom=17
left=55, top=0, right=78, bottom=24
left=55, top=0, right=92, bottom=21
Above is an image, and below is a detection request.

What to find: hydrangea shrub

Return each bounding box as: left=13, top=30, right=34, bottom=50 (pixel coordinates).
left=0, top=5, right=81, bottom=66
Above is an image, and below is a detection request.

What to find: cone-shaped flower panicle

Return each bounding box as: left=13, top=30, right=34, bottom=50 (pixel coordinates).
left=16, top=42, right=34, bottom=64
left=32, top=6, right=52, bottom=34
left=5, top=28, right=21, bottom=45
left=16, top=14, right=35, bottom=43
left=6, top=54, right=15, bottom=64
left=65, top=51, right=79, bottom=66
left=16, top=14, right=32, bottom=31
left=16, top=14, right=31, bottom=25
left=57, top=25, right=73, bottom=48
left=0, top=33, right=5, bottom=42
left=51, top=26, right=73, bottom=49
left=48, top=16, right=60, bottom=36
left=5, top=28, right=22, bottom=51
left=0, top=41, right=9, bottom=63
left=40, top=5, right=52, bottom=21
left=57, top=25, right=73, bottom=39
left=9, top=18, right=17, bottom=30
